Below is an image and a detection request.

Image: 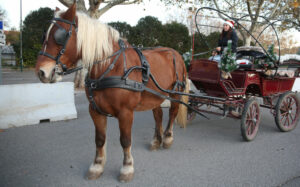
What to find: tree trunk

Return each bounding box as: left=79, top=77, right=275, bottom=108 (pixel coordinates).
left=245, top=35, right=251, bottom=46
left=73, top=60, right=87, bottom=89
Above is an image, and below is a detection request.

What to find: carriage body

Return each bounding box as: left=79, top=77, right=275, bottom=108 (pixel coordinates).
left=189, top=59, right=296, bottom=98
left=187, top=54, right=300, bottom=141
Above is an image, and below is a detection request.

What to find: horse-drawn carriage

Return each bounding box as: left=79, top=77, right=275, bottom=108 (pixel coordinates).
left=188, top=47, right=300, bottom=141
left=186, top=8, right=300, bottom=141
left=35, top=4, right=300, bottom=182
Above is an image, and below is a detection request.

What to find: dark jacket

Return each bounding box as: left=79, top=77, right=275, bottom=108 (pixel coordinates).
left=218, top=29, right=238, bottom=53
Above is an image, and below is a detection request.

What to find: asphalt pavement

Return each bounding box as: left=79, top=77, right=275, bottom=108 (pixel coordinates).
left=0, top=69, right=300, bottom=187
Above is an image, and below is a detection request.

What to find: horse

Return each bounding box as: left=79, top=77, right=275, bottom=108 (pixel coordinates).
left=35, top=3, right=188, bottom=182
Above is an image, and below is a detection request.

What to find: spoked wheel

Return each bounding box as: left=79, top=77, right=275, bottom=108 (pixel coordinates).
left=275, top=92, right=300, bottom=132
left=241, top=98, right=261, bottom=141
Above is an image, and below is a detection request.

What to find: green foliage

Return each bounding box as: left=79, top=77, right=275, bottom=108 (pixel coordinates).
left=161, top=21, right=191, bottom=54
left=192, top=31, right=221, bottom=59
left=108, top=16, right=191, bottom=54
left=220, top=40, right=237, bottom=73
left=108, top=21, right=132, bottom=39
left=130, top=16, right=164, bottom=47
left=20, top=7, right=53, bottom=67
left=182, top=50, right=192, bottom=70
left=297, top=47, right=300, bottom=55
left=263, top=44, right=277, bottom=68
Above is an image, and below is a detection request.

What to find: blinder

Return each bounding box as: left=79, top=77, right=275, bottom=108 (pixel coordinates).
left=54, top=26, right=68, bottom=46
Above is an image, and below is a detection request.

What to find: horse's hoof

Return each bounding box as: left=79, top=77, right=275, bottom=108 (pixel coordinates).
left=86, top=164, right=104, bottom=180
left=150, top=140, right=161, bottom=151
left=163, top=142, right=172, bottom=149
left=86, top=171, right=102, bottom=180
left=119, top=172, right=134, bottom=182
left=162, top=137, right=173, bottom=149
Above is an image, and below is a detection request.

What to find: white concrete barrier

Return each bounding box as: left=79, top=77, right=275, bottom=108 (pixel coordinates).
left=292, top=78, right=300, bottom=92
left=0, top=82, right=77, bottom=129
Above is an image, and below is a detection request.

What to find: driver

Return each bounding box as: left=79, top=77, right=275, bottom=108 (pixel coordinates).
left=216, top=20, right=238, bottom=54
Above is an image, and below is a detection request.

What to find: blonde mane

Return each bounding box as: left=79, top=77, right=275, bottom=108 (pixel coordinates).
left=76, top=12, right=120, bottom=69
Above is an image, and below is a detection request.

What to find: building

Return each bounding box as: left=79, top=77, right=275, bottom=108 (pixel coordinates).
left=1, top=45, right=16, bottom=66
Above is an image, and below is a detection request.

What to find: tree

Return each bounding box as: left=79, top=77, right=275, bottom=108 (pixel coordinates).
left=161, top=21, right=191, bottom=54
left=5, top=30, right=20, bottom=46
left=131, top=16, right=164, bottom=47
left=161, top=0, right=299, bottom=46
left=108, top=21, right=133, bottom=39
left=17, top=7, right=53, bottom=67
left=59, top=0, right=142, bottom=19
left=58, top=0, right=143, bottom=89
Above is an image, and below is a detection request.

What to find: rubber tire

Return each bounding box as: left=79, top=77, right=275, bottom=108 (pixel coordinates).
left=275, top=92, right=300, bottom=132
left=241, top=98, right=261, bottom=141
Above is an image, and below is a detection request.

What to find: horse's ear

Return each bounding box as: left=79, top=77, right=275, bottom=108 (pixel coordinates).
left=64, top=3, right=76, bottom=21
left=55, top=7, right=60, bottom=12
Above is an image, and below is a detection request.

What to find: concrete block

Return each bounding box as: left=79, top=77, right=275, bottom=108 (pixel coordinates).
left=0, top=82, right=77, bottom=129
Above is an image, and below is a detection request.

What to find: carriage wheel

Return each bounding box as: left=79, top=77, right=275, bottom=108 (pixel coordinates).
left=275, top=92, right=300, bottom=132
left=241, top=98, right=261, bottom=141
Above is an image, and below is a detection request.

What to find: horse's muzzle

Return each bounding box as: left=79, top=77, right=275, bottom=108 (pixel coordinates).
left=37, top=66, right=57, bottom=83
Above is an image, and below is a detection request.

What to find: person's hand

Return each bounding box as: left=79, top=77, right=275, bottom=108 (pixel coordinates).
left=216, top=47, right=221, bottom=51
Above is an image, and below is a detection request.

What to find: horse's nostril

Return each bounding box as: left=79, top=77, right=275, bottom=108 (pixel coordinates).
left=39, top=70, right=45, bottom=78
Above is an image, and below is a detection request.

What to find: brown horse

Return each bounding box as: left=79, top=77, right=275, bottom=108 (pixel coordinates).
left=35, top=3, right=188, bottom=182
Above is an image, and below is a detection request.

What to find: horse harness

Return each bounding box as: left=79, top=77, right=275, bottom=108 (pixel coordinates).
left=85, top=39, right=186, bottom=117
left=38, top=16, right=206, bottom=118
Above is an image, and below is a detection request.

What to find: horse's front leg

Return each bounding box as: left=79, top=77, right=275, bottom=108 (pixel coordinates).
left=86, top=105, right=107, bottom=180
left=118, top=109, right=134, bottom=182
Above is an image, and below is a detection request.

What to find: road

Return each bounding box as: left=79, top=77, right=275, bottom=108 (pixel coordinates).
left=0, top=69, right=300, bottom=187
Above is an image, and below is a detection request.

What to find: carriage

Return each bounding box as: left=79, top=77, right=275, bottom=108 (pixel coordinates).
left=186, top=8, right=300, bottom=141
left=35, top=4, right=300, bottom=182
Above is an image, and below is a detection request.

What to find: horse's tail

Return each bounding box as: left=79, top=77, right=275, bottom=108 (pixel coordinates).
left=176, top=77, right=190, bottom=128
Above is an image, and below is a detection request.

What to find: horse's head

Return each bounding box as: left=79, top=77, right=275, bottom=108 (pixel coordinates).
left=36, top=3, right=79, bottom=83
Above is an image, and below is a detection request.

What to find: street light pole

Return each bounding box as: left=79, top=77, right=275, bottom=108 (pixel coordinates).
left=20, top=0, right=23, bottom=72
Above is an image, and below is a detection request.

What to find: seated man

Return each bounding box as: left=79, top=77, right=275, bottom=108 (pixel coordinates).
left=208, top=49, right=221, bottom=63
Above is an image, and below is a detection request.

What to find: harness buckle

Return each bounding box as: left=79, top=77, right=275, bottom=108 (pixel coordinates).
left=137, top=44, right=143, bottom=49
left=91, top=82, right=96, bottom=89
left=60, top=49, right=65, bottom=55
left=118, top=39, right=126, bottom=49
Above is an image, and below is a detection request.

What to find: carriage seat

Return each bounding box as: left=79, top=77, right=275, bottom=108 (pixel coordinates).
left=236, top=46, right=266, bottom=60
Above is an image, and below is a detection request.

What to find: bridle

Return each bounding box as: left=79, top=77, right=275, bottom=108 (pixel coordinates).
left=39, top=17, right=82, bottom=75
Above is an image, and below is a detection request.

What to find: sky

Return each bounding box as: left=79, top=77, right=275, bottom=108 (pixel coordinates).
left=0, top=0, right=171, bottom=29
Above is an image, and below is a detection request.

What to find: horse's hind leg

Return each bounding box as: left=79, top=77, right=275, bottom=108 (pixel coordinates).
left=163, top=100, right=179, bottom=149
left=86, top=106, right=107, bottom=180
left=118, top=109, right=134, bottom=182
left=150, top=107, right=163, bottom=151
